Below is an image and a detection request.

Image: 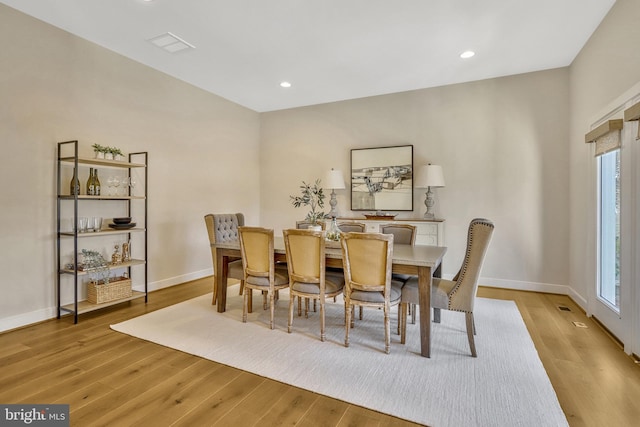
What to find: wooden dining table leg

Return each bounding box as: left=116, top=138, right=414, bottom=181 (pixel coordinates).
left=216, top=250, right=229, bottom=313
left=418, top=265, right=432, bottom=358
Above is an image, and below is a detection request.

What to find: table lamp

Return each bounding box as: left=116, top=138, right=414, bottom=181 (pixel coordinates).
left=415, top=164, right=445, bottom=219
left=325, top=168, right=346, bottom=218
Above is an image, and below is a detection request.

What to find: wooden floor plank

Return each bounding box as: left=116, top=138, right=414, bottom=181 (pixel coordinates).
left=1, top=278, right=639, bottom=426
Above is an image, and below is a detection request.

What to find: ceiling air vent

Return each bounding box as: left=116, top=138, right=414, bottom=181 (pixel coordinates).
left=147, top=32, right=195, bottom=53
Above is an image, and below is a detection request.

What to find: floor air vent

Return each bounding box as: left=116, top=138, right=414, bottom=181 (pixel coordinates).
left=558, top=306, right=572, bottom=312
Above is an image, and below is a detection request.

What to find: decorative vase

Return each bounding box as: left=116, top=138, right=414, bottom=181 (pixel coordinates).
left=105, top=152, right=114, bottom=160
left=95, top=151, right=105, bottom=159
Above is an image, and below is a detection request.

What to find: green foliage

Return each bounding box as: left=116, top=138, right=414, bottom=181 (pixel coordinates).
left=290, top=179, right=329, bottom=224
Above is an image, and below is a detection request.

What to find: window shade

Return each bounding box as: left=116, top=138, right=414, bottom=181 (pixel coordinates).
left=585, top=119, right=623, bottom=157
left=623, top=101, right=640, bottom=140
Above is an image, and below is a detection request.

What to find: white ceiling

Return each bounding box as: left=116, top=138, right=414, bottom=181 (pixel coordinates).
left=1, top=0, right=616, bottom=112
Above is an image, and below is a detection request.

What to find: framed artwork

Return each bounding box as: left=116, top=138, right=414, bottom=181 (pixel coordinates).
left=350, top=145, right=413, bottom=211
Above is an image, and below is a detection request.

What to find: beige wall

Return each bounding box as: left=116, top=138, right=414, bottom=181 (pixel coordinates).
left=261, top=69, right=570, bottom=290
left=0, top=4, right=261, bottom=330
left=4, top=0, right=636, bottom=331
left=568, top=0, right=640, bottom=306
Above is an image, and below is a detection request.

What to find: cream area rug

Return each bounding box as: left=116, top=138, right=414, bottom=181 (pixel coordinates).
left=111, top=285, right=567, bottom=427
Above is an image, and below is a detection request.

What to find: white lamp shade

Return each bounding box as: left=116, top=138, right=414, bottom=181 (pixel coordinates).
left=416, top=164, right=445, bottom=188
left=325, top=169, right=346, bottom=189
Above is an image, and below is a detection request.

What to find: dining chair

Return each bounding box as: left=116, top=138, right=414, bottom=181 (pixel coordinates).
left=337, top=222, right=366, bottom=232
left=296, top=220, right=326, bottom=230
left=238, top=226, right=290, bottom=329
left=283, top=228, right=345, bottom=341
left=204, top=213, right=245, bottom=305
left=400, top=218, right=494, bottom=357
left=379, top=223, right=418, bottom=329
left=341, top=232, right=400, bottom=354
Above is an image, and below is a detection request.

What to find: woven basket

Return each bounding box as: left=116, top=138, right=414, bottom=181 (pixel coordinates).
left=87, top=277, right=132, bottom=304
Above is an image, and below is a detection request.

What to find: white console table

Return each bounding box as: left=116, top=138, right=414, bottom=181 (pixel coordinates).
left=333, top=218, right=445, bottom=246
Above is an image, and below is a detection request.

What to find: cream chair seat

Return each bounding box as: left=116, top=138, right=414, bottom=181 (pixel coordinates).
left=400, top=218, right=494, bottom=357
left=204, top=213, right=244, bottom=305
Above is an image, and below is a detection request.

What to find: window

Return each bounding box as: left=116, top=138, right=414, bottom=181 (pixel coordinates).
left=598, top=149, right=620, bottom=310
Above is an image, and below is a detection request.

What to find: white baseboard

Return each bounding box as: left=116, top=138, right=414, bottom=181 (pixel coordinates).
left=475, top=276, right=572, bottom=296
left=1, top=270, right=586, bottom=333
left=0, top=268, right=215, bottom=334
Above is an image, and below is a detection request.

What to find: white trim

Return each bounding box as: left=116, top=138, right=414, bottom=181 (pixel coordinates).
left=0, top=269, right=215, bottom=333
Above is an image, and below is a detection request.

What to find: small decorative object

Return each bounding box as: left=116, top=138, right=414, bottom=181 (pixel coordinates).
left=364, top=211, right=397, bottom=220
left=122, top=240, right=130, bottom=262
left=87, top=276, right=132, bottom=304
left=325, top=168, right=346, bottom=218
left=92, top=143, right=107, bottom=159
left=111, top=244, right=122, bottom=265
left=290, top=179, right=330, bottom=226
left=326, top=217, right=341, bottom=241
left=415, top=164, right=446, bottom=219
left=81, top=249, right=110, bottom=285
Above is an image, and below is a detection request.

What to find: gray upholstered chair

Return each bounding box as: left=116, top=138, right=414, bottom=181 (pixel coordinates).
left=341, top=232, right=400, bottom=354
left=204, top=213, right=245, bottom=305
left=296, top=220, right=326, bottom=230
left=238, top=226, right=290, bottom=329
left=380, top=223, right=417, bottom=329
left=283, top=228, right=344, bottom=341
left=400, top=218, right=494, bottom=357
left=379, top=223, right=416, bottom=246
left=337, top=222, right=366, bottom=232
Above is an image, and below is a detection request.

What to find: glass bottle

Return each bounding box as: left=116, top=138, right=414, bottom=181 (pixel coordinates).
left=327, top=217, right=341, bottom=241
left=69, top=167, right=80, bottom=196
left=86, top=168, right=95, bottom=196
left=94, top=169, right=101, bottom=196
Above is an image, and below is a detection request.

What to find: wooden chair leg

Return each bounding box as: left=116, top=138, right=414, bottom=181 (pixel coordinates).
left=320, top=299, right=326, bottom=342
left=400, top=303, right=408, bottom=344
left=212, top=277, right=218, bottom=305
left=297, top=296, right=302, bottom=316
left=242, top=288, right=249, bottom=323
left=288, top=293, right=294, bottom=333
left=263, top=291, right=268, bottom=310
left=345, top=303, right=351, bottom=347
left=247, top=289, right=253, bottom=313
left=384, top=304, right=390, bottom=354
left=269, top=292, right=275, bottom=330
left=305, top=298, right=309, bottom=318
left=239, top=280, right=244, bottom=295
left=411, top=303, right=416, bottom=324
left=465, top=312, right=477, bottom=357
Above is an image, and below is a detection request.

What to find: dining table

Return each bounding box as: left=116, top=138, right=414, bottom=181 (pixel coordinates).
left=212, top=237, right=447, bottom=358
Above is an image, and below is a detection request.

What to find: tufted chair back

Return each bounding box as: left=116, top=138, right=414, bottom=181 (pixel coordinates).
left=204, top=213, right=246, bottom=305
left=205, top=213, right=244, bottom=245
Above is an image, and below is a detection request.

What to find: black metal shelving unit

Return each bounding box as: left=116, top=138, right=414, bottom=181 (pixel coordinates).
left=56, top=140, right=148, bottom=323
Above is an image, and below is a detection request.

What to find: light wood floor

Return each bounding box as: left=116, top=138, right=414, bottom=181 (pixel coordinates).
left=1, top=279, right=639, bottom=427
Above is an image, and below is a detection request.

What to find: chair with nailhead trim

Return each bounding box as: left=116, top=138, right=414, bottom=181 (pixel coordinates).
left=400, top=218, right=494, bottom=357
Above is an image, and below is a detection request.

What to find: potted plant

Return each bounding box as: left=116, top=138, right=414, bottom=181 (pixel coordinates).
left=111, top=147, right=124, bottom=161
left=92, top=143, right=106, bottom=159
left=290, top=179, right=330, bottom=228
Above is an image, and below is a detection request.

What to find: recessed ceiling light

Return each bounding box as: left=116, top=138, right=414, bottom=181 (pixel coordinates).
left=280, top=81, right=292, bottom=88
left=460, top=51, right=475, bottom=59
